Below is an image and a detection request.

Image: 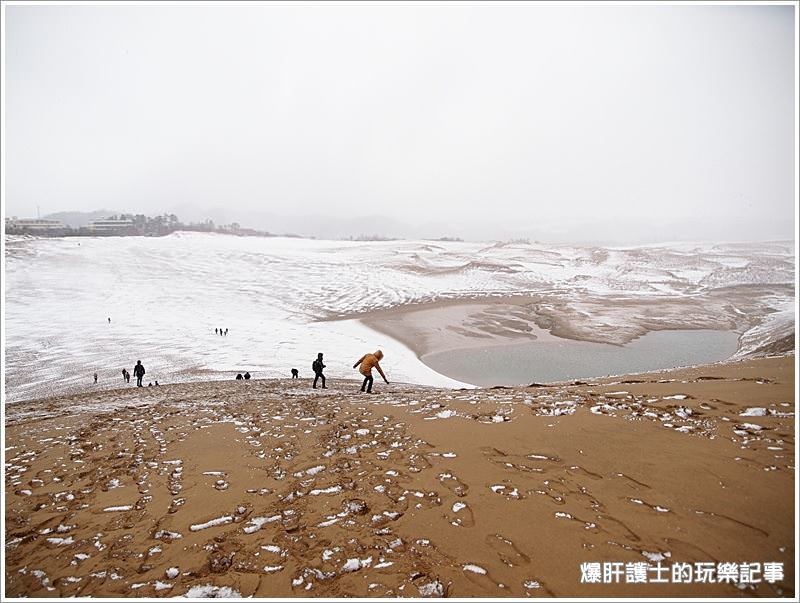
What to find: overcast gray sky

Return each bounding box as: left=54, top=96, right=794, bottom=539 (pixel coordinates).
left=4, top=3, right=796, bottom=243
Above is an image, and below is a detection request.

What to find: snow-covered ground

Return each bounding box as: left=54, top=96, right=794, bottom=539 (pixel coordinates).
left=3, top=233, right=794, bottom=402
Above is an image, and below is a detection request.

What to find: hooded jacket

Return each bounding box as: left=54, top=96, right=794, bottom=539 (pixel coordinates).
left=354, top=350, right=386, bottom=379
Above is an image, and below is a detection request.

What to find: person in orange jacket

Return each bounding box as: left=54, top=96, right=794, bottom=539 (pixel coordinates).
left=353, top=349, right=388, bottom=393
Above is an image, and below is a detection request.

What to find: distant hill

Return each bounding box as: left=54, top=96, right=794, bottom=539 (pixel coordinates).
left=42, top=210, right=121, bottom=229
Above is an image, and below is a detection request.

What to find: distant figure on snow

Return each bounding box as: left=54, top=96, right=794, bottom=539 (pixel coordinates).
left=353, top=350, right=388, bottom=394
left=244, top=372, right=251, bottom=380
left=225, top=328, right=228, bottom=336
left=219, top=327, right=223, bottom=336
left=312, top=353, right=326, bottom=389
left=291, top=368, right=299, bottom=379
left=133, top=360, right=146, bottom=387
left=215, top=328, right=218, bottom=335
left=236, top=373, right=243, bottom=380
left=94, top=372, right=98, bottom=384
left=108, top=317, right=111, bottom=324
left=122, top=368, right=128, bottom=382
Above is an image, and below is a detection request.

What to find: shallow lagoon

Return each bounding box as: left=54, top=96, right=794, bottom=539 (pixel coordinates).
left=422, top=329, right=741, bottom=386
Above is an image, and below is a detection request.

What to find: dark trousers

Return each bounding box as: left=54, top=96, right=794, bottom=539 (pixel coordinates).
left=137, top=376, right=143, bottom=387
left=313, top=372, right=326, bottom=388
left=361, top=375, right=374, bottom=393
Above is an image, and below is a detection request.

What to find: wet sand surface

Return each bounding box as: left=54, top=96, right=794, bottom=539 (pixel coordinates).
left=358, top=295, right=792, bottom=357
left=4, top=356, right=794, bottom=598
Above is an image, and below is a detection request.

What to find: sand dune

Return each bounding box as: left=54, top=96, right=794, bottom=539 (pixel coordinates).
left=3, top=356, right=794, bottom=598
left=5, top=234, right=793, bottom=402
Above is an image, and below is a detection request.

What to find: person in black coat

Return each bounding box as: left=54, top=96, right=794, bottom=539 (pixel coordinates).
left=133, top=360, right=145, bottom=387
left=312, top=353, right=326, bottom=389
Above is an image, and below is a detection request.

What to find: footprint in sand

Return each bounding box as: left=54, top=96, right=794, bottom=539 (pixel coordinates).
left=446, top=501, right=475, bottom=527
left=437, top=471, right=469, bottom=497
left=598, top=514, right=641, bottom=542
left=552, top=510, right=601, bottom=534
left=565, top=465, right=603, bottom=480
left=400, top=490, right=442, bottom=510
left=214, top=479, right=229, bottom=491
left=495, top=459, right=547, bottom=474
left=482, top=448, right=561, bottom=476
left=168, top=497, right=186, bottom=514
left=488, top=483, right=523, bottom=500
left=523, top=578, right=555, bottom=596
left=461, top=563, right=503, bottom=593
left=625, top=497, right=670, bottom=513
left=610, top=472, right=652, bottom=490
left=408, top=453, right=432, bottom=473
left=692, top=509, right=769, bottom=537
left=485, top=533, right=530, bottom=567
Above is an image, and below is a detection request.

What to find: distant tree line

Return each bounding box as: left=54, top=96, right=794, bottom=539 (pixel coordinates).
left=5, top=212, right=302, bottom=239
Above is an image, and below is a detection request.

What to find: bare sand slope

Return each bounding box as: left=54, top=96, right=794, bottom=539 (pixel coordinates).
left=4, top=357, right=795, bottom=598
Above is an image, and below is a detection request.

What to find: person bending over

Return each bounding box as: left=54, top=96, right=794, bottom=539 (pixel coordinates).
left=353, top=350, right=388, bottom=393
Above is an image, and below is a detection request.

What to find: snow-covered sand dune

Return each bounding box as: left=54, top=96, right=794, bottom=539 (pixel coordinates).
left=3, top=233, right=794, bottom=402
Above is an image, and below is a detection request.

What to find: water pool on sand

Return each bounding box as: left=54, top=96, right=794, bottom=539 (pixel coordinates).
left=421, top=329, right=741, bottom=387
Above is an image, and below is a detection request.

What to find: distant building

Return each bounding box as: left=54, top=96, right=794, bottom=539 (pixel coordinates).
left=5, top=217, right=65, bottom=232
left=87, top=217, right=135, bottom=234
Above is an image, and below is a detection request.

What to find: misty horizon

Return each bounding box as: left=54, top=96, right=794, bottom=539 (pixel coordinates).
left=3, top=3, right=797, bottom=244
left=8, top=205, right=792, bottom=246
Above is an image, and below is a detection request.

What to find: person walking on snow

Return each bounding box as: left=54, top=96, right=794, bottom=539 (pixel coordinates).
left=312, top=353, right=327, bottom=389
left=353, top=349, right=388, bottom=393
left=133, top=360, right=146, bottom=387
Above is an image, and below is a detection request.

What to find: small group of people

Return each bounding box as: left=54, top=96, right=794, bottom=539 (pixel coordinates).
left=121, top=360, right=147, bottom=386
left=101, top=350, right=390, bottom=394
left=96, top=360, right=150, bottom=387
left=215, top=328, right=229, bottom=336
left=293, top=349, right=389, bottom=393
